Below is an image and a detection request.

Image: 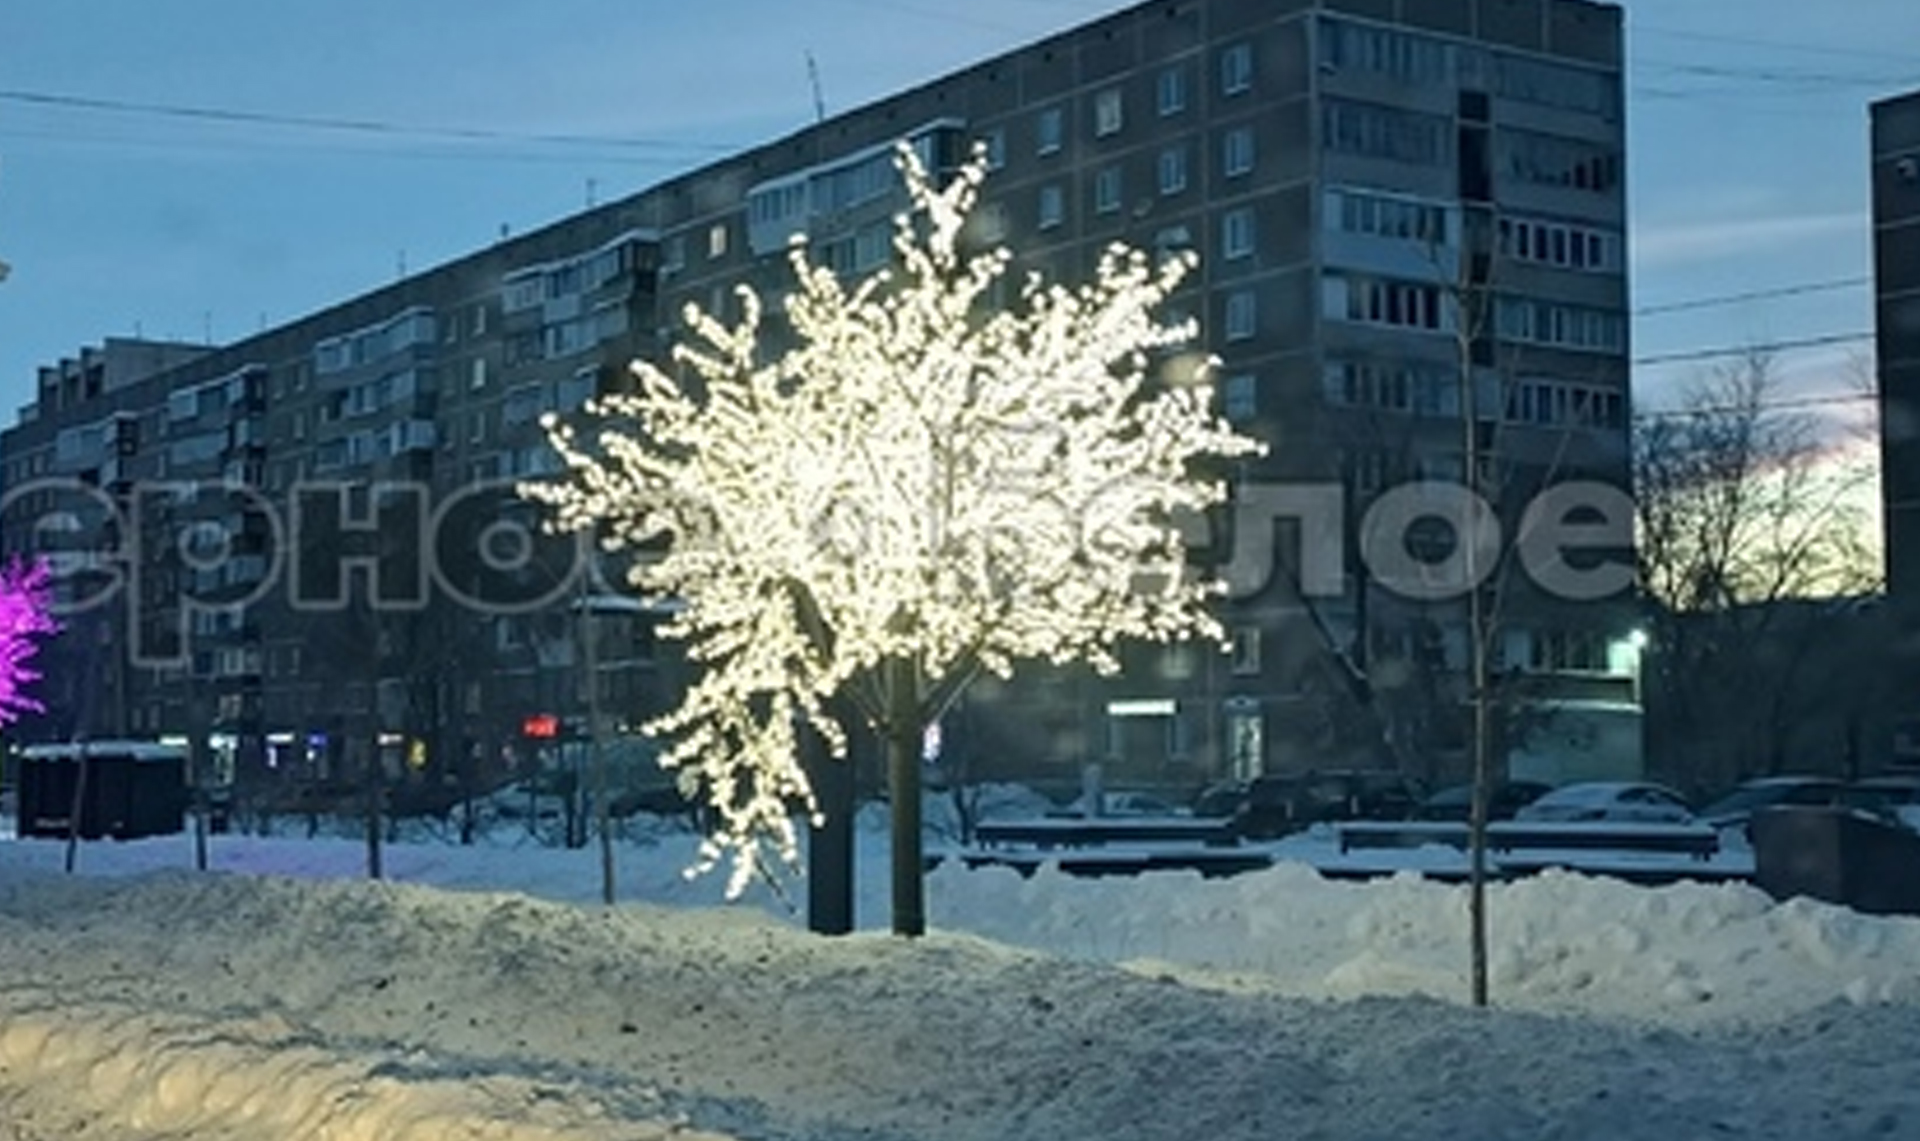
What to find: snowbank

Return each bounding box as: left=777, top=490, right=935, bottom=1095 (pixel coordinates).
left=2, top=828, right=1920, bottom=1139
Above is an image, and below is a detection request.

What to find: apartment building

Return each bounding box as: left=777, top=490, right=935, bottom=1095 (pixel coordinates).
left=1, top=0, right=1637, bottom=803
left=1875, top=90, right=1920, bottom=605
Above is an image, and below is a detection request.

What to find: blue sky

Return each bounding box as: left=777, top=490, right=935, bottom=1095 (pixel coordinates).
left=0, top=0, right=1916, bottom=427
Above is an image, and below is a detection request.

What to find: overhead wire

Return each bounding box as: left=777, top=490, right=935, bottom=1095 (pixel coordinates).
left=1633, top=332, right=1875, bottom=368
left=0, top=88, right=741, bottom=158
left=1634, top=278, right=1872, bottom=317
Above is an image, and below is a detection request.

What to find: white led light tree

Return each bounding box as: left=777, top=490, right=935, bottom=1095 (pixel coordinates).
left=527, top=145, right=1263, bottom=935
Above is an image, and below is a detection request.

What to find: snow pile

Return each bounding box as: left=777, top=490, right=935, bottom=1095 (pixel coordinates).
left=930, top=860, right=1920, bottom=1025
left=3, top=830, right=1920, bottom=1139
left=3, top=859, right=1920, bottom=1141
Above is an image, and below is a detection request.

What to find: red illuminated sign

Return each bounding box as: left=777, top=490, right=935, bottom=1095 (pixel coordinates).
left=521, top=714, right=559, bottom=739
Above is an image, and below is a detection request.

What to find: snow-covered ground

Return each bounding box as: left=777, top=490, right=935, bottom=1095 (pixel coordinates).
left=2, top=809, right=1919, bottom=1140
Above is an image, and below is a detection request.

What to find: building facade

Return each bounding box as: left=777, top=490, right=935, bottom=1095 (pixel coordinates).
left=1875, top=90, right=1920, bottom=604
left=1872, top=88, right=1920, bottom=766
left=2, top=0, right=1638, bottom=806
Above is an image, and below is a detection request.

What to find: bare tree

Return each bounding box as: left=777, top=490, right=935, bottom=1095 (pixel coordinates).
left=1635, top=354, right=1883, bottom=791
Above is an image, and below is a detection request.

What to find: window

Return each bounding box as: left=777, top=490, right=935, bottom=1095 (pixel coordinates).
left=708, top=223, right=729, bottom=259
left=1326, top=187, right=1450, bottom=244
left=1093, top=166, right=1122, bottom=214
left=1495, top=54, right=1618, bottom=119
left=469, top=358, right=488, bottom=391
left=1501, top=379, right=1625, bottom=428
left=1222, top=374, right=1256, bottom=421
left=1494, top=298, right=1625, bottom=352
left=1222, top=207, right=1255, bottom=260
left=1157, top=67, right=1187, bottom=116
left=1225, top=290, right=1256, bottom=341
left=973, top=201, right=1009, bottom=244
left=1322, top=100, right=1450, bottom=166
left=1037, top=107, right=1064, bottom=155
left=1496, top=216, right=1621, bottom=272
left=982, top=127, right=1007, bottom=170
left=1341, top=449, right=1395, bottom=495
left=1322, top=273, right=1445, bottom=331
left=1221, top=42, right=1253, bottom=95
left=1158, top=146, right=1188, bottom=196
left=1324, top=360, right=1460, bottom=417
left=1153, top=225, right=1195, bottom=266
left=1318, top=17, right=1451, bottom=85
left=659, top=234, right=686, bottom=275
left=1038, top=184, right=1064, bottom=230
left=1223, top=126, right=1255, bottom=178
left=503, top=385, right=544, bottom=427
left=501, top=274, right=544, bottom=314
left=1498, top=130, right=1620, bottom=193
left=1230, top=626, right=1262, bottom=674
left=1094, top=88, right=1124, bottom=137
left=1527, top=629, right=1610, bottom=672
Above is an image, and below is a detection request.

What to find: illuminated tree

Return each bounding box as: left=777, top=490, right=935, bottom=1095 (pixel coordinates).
left=529, top=145, right=1262, bottom=934
left=0, top=557, right=58, bottom=725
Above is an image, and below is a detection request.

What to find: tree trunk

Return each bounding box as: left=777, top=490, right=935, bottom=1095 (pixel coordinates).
left=885, top=657, right=925, bottom=938
left=807, top=727, right=855, bottom=935
left=364, top=737, right=385, bottom=880
left=1467, top=653, right=1492, bottom=1009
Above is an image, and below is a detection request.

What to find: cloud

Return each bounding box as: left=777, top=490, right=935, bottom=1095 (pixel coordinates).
left=1631, top=210, right=1868, bottom=270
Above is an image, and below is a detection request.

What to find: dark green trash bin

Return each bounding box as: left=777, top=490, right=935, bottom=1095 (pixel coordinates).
left=1752, top=805, right=1920, bottom=916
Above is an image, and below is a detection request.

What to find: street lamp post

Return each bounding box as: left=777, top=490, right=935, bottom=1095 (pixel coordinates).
left=573, top=589, right=666, bottom=907
left=577, top=587, right=614, bottom=906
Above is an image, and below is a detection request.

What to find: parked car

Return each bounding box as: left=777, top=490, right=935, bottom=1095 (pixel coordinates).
left=1840, top=775, right=1920, bottom=832
left=1512, top=781, right=1695, bottom=825
left=1411, top=780, right=1553, bottom=823
left=1234, top=770, right=1426, bottom=839
left=1191, top=780, right=1250, bottom=819
left=1697, top=776, right=1846, bottom=835
left=1050, top=790, right=1191, bottom=819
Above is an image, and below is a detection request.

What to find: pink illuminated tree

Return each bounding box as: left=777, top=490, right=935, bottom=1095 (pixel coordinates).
left=0, top=557, right=58, bottom=725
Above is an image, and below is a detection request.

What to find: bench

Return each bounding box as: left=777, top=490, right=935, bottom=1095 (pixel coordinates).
left=956, top=846, right=1273, bottom=879
left=1336, top=820, right=1720, bottom=861
left=973, top=817, right=1239, bottom=850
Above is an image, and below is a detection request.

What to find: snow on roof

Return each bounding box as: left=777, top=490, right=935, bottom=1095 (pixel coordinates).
left=17, top=740, right=187, bottom=762
left=1529, top=781, right=1657, bottom=804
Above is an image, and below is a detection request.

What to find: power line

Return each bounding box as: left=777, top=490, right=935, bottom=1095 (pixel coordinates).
left=1631, top=25, right=1920, bottom=66
left=1634, top=58, right=1915, bottom=89
left=1634, top=277, right=1872, bottom=318
left=0, top=124, right=690, bottom=170
left=1633, top=332, right=1875, bottom=368
left=1631, top=390, right=1877, bottom=422
left=0, top=88, right=739, bottom=156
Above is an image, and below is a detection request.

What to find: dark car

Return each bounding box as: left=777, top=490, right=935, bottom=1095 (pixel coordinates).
left=1840, top=775, right=1920, bottom=831
left=1411, top=780, right=1553, bottom=823
left=1233, top=770, right=1426, bottom=839
left=1698, top=776, right=1846, bottom=834
left=1192, top=780, right=1251, bottom=819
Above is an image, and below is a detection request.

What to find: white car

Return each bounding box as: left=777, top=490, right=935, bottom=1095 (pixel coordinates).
left=1512, top=781, right=1695, bottom=825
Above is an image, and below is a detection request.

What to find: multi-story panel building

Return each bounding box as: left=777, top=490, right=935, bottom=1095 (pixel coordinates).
left=1873, top=88, right=1920, bottom=767
left=2, top=0, right=1636, bottom=805
left=1875, top=89, right=1920, bottom=605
